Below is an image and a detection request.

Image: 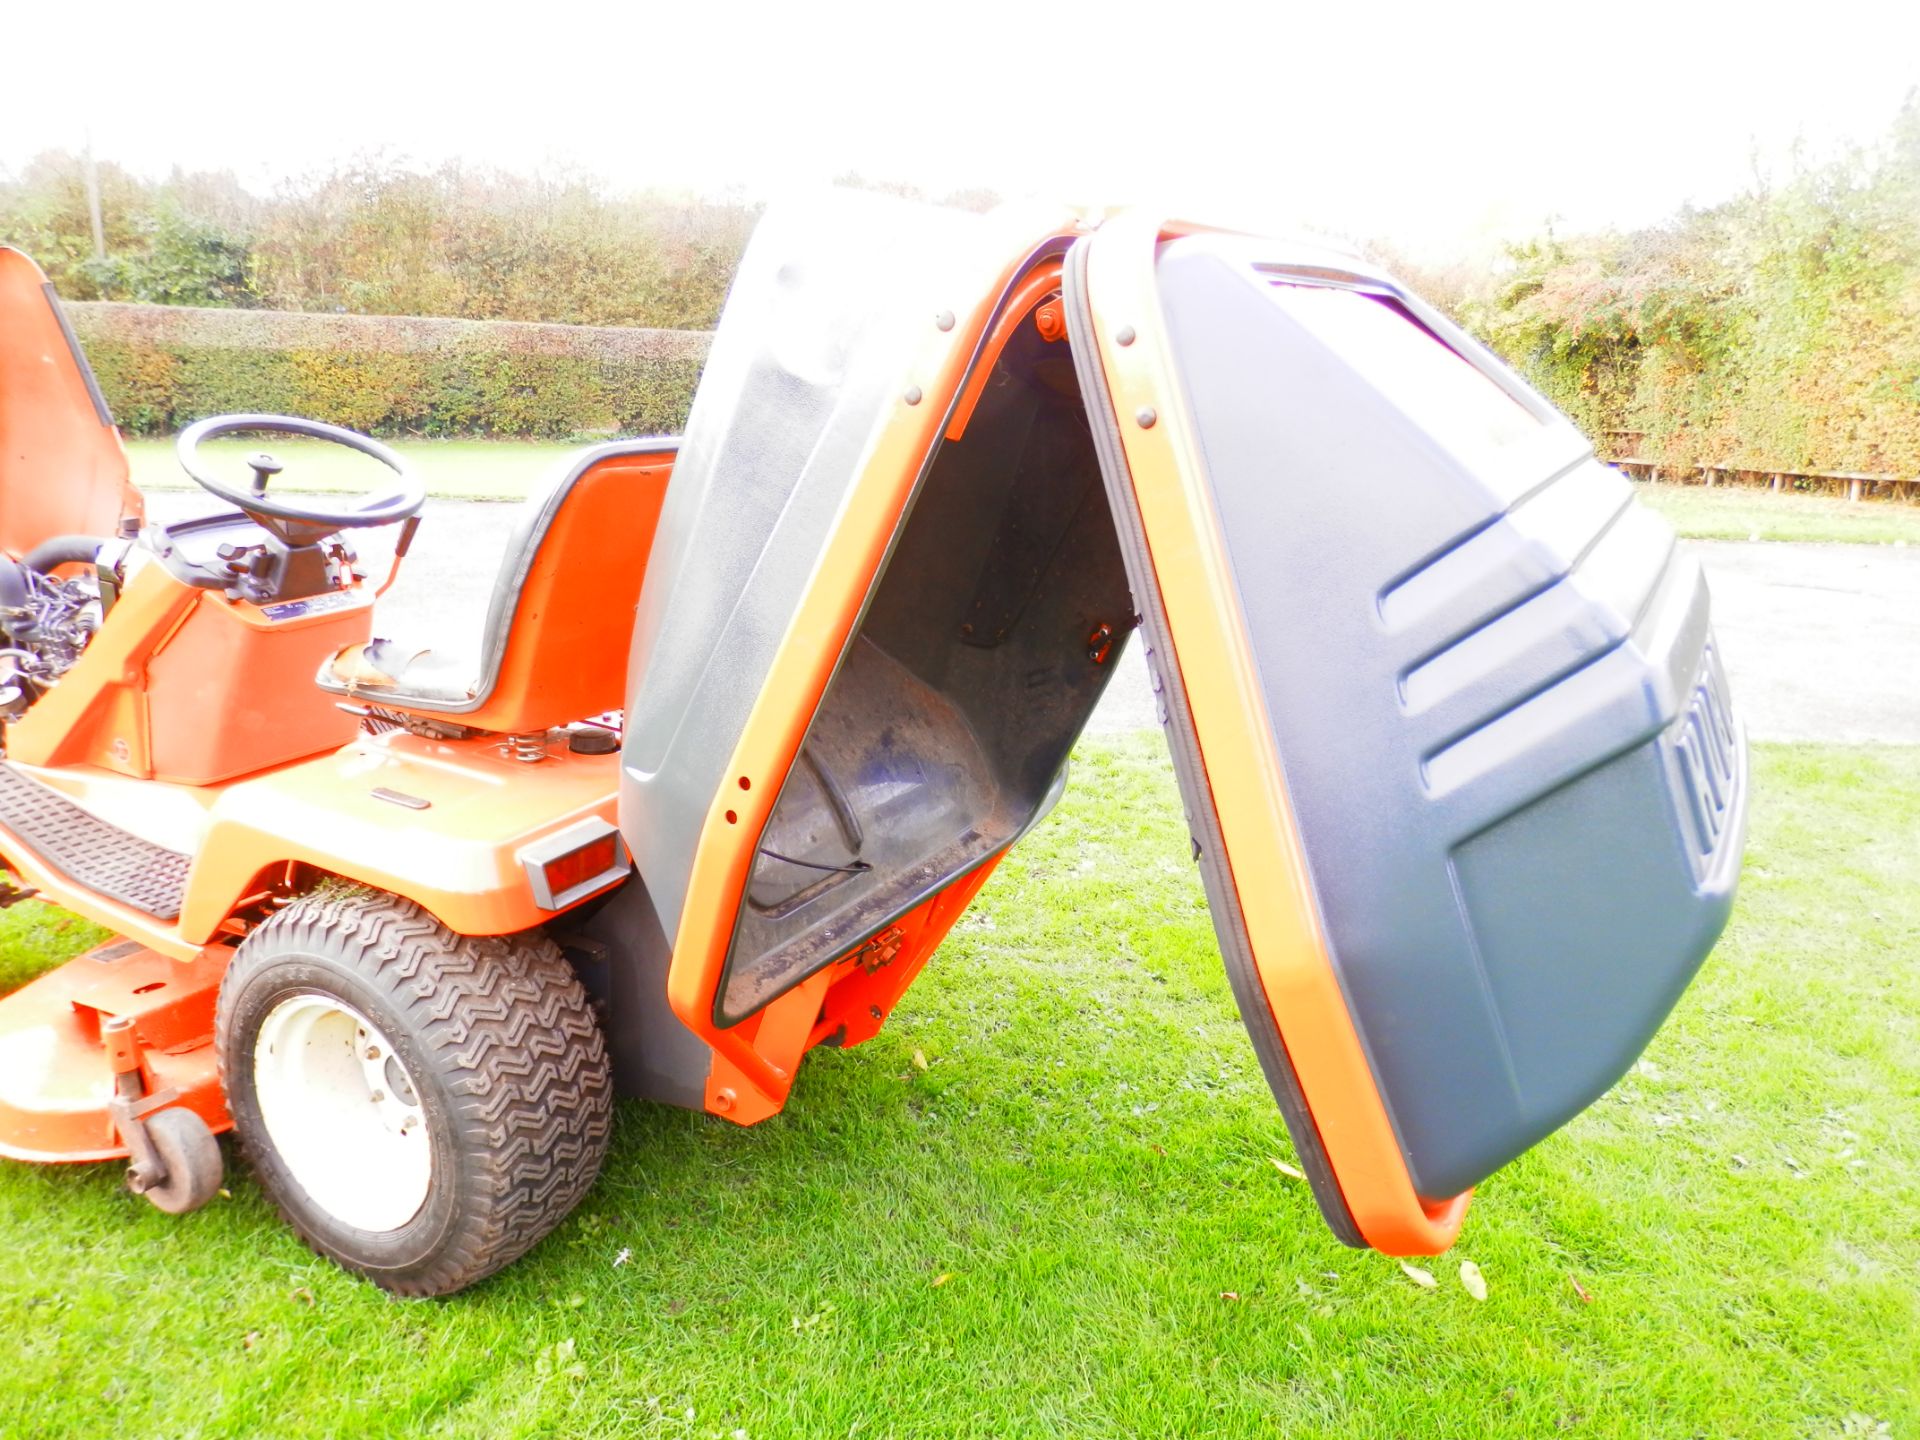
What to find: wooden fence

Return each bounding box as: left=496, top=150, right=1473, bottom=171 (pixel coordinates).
left=1600, top=431, right=1919, bottom=503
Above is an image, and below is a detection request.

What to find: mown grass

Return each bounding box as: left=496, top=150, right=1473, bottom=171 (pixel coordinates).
left=0, top=737, right=1913, bottom=1439
left=125, top=437, right=581, bottom=502
left=1633, top=480, right=1920, bottom=545
left=126, top=439, right=1920, bottom=546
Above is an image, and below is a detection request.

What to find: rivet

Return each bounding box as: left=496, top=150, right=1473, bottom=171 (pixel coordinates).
left=935, top=311, right=955, bottom=332
left=1115, top=325, right=1137, bottom=346
left=713, top=1088, right=737, bottom=1114
left=904, top=386, right=923, bottom=405
left=1136, top=407, right=1158, bottom=428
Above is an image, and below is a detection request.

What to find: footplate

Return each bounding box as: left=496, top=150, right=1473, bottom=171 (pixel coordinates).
left=0, top=763, right=192, bottom=918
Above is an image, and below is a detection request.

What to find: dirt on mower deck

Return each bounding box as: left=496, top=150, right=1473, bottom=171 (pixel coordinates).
left=143, top=494, right=1920, bottom=746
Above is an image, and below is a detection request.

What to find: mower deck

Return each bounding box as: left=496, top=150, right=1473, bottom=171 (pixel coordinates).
left=0, top=939, right=229, bottom=1162
left=0, top=762, right=193, bottom=918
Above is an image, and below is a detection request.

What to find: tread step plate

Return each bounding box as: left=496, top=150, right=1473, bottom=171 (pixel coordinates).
left=0, top=762, right=191, bottom=918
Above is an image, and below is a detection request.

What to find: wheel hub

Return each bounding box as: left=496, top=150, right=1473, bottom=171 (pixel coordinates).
left=253, top=993, right=432, bottom=1232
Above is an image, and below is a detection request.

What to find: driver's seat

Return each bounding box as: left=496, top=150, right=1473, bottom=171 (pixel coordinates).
left=318, top=438, right=678, bottom=735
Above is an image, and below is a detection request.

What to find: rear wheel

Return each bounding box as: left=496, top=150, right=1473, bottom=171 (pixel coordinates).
left=214, top=890, right=613, bottom=1296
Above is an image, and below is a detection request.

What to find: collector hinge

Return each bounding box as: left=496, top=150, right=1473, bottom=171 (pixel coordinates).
left=852, top=926, right=907, bottom=974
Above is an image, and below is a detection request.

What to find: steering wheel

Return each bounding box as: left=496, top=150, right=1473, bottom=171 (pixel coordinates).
left=175, top=414, right=425, bottom=544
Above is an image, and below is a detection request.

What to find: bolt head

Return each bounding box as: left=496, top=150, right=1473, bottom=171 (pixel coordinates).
left=1115, top=325, right=1137, bottom=346
left=904, top=386, right=924, bottom=406
left=1136, top=407, right=1158, bottom=429
left=935, top=310, right=955, bottom=331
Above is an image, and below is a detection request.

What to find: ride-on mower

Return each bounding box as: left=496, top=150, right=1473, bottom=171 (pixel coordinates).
left=0, top=193, right=1746, bottom=1295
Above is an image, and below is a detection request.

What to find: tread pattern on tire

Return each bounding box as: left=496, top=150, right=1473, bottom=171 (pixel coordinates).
left=215, top=891, right=614, bottom=1296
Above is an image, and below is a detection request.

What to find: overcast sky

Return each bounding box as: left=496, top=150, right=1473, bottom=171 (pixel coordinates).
left=4, top=0, right=1915, bottom=256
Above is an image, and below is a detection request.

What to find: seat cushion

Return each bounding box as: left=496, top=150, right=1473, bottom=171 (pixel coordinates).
left=327, top=637, right=478, bottom=706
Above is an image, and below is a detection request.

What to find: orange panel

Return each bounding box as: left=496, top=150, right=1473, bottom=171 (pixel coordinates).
left=177, top=727, right=626, bottom=942
left=0, top=725, right=628, bottom=955
left=0, top=556, right=626, bottom=947
left=0, top=248, right=141, bottom=558
left=145, top=588, right=370, bottom=784
left=8, top=560, right=373, bottom=784
left=6, top=561, right=196, bottom=777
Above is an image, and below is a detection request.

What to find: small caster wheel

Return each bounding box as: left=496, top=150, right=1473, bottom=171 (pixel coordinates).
left=139, top=1108, right=223, bottom=1214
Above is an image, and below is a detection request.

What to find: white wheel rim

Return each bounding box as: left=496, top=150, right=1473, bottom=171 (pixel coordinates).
left=252, top=993, right=432, bottom=1232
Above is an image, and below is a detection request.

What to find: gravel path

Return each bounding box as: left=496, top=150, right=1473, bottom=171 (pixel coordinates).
left=147, top=492, right=1920, bottom=745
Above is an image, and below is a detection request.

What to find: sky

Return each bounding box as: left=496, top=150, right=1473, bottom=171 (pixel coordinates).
left=4, top=0, right=1916, bottom=258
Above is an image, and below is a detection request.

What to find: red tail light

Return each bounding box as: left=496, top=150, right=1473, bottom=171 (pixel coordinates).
left=518, top=819, right=628, bottom=910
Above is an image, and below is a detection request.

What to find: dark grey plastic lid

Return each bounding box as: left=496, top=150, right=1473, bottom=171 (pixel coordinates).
left=1152, top=234, right=1747, bottom=1197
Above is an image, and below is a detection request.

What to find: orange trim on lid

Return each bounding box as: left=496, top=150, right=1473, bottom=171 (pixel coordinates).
left=1078, top=212, right=1469, bottom=1255
left=944, top=263, right=1065, bottom=443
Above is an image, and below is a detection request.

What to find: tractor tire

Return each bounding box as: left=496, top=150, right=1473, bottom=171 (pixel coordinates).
left=214, top=890, right=613, bottom=1296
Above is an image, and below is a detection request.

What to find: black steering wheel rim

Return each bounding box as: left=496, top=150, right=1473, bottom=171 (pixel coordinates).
left=175, top=414, right=425, bottom=531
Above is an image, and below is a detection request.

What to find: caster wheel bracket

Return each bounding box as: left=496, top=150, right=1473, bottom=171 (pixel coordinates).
left=102, top=1014, right=221, bottom=1209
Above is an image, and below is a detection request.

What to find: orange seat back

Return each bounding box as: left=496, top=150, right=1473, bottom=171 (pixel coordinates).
left=460, top=444, right=677, bottom=734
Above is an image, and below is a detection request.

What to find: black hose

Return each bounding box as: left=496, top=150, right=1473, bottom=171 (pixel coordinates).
left=0, top=556, right=30, bottom=611
left=21, top=534, right=108, bottom=574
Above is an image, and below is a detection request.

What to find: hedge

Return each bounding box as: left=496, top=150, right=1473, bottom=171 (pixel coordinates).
left=62, top=302, right=712, bottom=439
left=1447, top=104, right=1920, bottom=481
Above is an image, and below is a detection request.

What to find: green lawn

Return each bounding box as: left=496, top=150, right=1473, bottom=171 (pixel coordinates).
left=1633, top=480, right=1920, bottom=545
left=128, top=438, right=1920, bottom=547
left=0, top=736, right=1913, bottom=1439
left=126, top=437, right=581, bottom=502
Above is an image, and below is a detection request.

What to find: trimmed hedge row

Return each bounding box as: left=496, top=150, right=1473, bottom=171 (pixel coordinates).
left=63, top=302, right=712, bottom=439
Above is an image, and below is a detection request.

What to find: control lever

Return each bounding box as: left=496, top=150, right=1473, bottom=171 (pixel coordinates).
left=375, top=514, right=423, bottom=599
